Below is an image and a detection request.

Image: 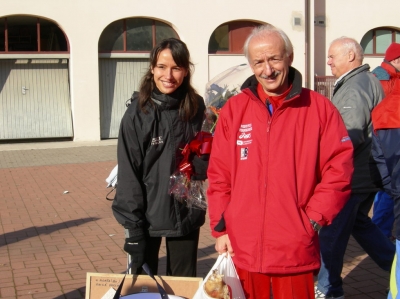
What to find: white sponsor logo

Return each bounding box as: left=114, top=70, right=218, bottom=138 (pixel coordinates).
left=151, top=136, right=163, bottom=145
left=341, top=136, right=351, bottom=142
left=239, top=124, right=252, bottom=133
left=237, top=140, right=253, bottom=145
left=239, top=132, right=251, bottom=139
left=237, top=123, right=253, bottom=146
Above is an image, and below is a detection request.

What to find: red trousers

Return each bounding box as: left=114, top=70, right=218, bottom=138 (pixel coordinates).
left=236, top=267, right=314, bottom=299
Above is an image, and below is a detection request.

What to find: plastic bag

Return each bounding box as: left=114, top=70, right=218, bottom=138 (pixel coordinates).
left=193, top=253, right=245, bottom=299
left=106, top=165, right=118, bottom=188
left=105, top=164, right=118, bottom=201
left=168, top=172, right=207, bottom=210
left=122, top=294, right=183, bottom=298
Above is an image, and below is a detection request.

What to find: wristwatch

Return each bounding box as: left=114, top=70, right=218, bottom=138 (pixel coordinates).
left=310, top=219, right=322, bottom=232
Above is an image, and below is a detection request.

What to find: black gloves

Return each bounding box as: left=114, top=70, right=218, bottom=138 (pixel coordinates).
left=124, top=236, right=146, bottom=271
left=191, top=154, right=210, bottom=181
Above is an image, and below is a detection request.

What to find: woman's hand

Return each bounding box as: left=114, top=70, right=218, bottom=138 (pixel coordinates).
left=215, top=234, right=234, bottom=256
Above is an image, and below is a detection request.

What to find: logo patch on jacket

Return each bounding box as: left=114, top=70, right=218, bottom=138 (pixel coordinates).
left=240, top=147, right=249, bottom=160
left=151, top=136, right=164, bottom=145
left=237, top=123, right=253, bottom=145
left=341, top=136, right=351, bottom=142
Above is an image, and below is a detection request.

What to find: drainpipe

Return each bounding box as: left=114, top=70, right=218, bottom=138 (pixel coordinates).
left=305, top=0, right=315, bottom=90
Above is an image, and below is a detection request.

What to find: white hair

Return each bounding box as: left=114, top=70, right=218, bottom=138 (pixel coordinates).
left=330, top=36, right=364, bottom=62
left=243, top=24, right=294, bottom=61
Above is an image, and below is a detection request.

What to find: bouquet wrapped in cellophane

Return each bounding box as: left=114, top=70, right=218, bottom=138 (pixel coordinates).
left=169, top=64, right=252, bottom=210
left=202, top=63, right=252, bottom=134
left=168, top=131, right=212, bottom=210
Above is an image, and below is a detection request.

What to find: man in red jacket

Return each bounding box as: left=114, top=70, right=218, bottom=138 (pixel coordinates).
left=207, top=24, right=354, bottom=299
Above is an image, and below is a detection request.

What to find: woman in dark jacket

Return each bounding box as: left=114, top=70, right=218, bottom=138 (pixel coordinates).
left=112, top=38, right=206, bottom=277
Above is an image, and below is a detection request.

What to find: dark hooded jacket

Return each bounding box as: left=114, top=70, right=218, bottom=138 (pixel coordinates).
left=112, top=88, right=206, bottom=238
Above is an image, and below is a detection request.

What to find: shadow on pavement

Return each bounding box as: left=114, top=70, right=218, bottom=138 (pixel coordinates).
left=342, top=254, right=389, bottom=298
left=0, top=217, right=100, bottom=247
left=54, top=288, right=86, bottom=299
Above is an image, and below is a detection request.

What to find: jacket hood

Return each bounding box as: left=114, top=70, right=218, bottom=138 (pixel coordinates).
left=240, top=66, right=303, bottom=100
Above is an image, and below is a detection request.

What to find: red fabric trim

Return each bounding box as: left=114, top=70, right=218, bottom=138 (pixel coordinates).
left=256, top=83, right=267, bottom=104
left=256, top=83, right=292, bottom=112
left=179, top=131, right=213, bottom=178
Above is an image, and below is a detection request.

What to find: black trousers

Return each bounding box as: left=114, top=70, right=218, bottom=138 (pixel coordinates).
left=134, top=228, right=200, bottom=277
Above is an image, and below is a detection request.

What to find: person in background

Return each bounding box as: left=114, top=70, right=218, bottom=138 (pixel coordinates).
left=207, top=24, right=354, bottom=299
left=111, top=38, right=208, bottom=277
left=370, top=55, right=400, bottom=299
left=370, top=42, right=400, bottom=241
left=372, top=191, right=395, bottom=240
left=315, top=37, right=395, bottom=299
left=372, top=42, right=400, bottom=96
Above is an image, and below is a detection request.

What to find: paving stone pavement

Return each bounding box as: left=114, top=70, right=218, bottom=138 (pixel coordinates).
left=0, top=141, right=390, bottom=298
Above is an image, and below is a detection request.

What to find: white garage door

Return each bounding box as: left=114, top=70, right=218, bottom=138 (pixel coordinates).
left=99, top=58, right=148, bottom=139
left=0, top=59, right=72, bottom=140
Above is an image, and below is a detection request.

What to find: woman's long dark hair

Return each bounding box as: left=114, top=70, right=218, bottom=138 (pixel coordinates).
left=138, top=38, right=199, bottom=121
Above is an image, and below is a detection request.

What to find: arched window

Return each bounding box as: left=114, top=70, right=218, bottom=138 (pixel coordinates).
left=360, top=27, right=400, bottom=56
left=0, top=16, right=68, bottom=53
left=98, top=18, right=179, bottom=53
left=208, top=21, right=260, bottom=54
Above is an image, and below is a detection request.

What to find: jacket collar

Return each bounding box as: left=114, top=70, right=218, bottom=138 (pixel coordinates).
left=333, top=64, right=370, bottom=96
left=151, top=86, right=185, bottom=110
left=381, top=61, right=400, bottom=77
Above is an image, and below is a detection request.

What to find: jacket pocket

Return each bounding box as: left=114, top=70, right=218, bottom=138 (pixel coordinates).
left=299, top=208, right=315, bottom=237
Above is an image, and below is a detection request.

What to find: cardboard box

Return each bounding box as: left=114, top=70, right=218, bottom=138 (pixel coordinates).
left=86, top=272, right=203, bottom=299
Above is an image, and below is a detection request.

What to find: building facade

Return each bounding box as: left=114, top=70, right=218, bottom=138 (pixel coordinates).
left=1, top=0, right=398, bottom=141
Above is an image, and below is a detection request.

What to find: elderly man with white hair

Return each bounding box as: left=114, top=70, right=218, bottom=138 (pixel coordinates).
left=315, top=37, right=396, bottom=299
left=207, top=26, right=354, bottom=299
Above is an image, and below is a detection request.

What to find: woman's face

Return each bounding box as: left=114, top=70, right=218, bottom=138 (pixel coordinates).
left=151, top=48, right=188, bottom=94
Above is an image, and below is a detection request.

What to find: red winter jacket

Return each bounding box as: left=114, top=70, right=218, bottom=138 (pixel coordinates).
left=372, top=61, right=400, bottom=131
left=372, top=61, right=400, bottom=96
left=207, top=68, right=354, bottom=274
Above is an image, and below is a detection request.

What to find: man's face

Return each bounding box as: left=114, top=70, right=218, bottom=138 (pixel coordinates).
left=327, top=42, right=350, bottom=78
left=248, top=33, right=293, bottom=96
left=391, top=58, right=400, bottom=71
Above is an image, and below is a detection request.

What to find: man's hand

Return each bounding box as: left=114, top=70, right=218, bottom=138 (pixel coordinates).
left=215, top=234, right=234, bottom=256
